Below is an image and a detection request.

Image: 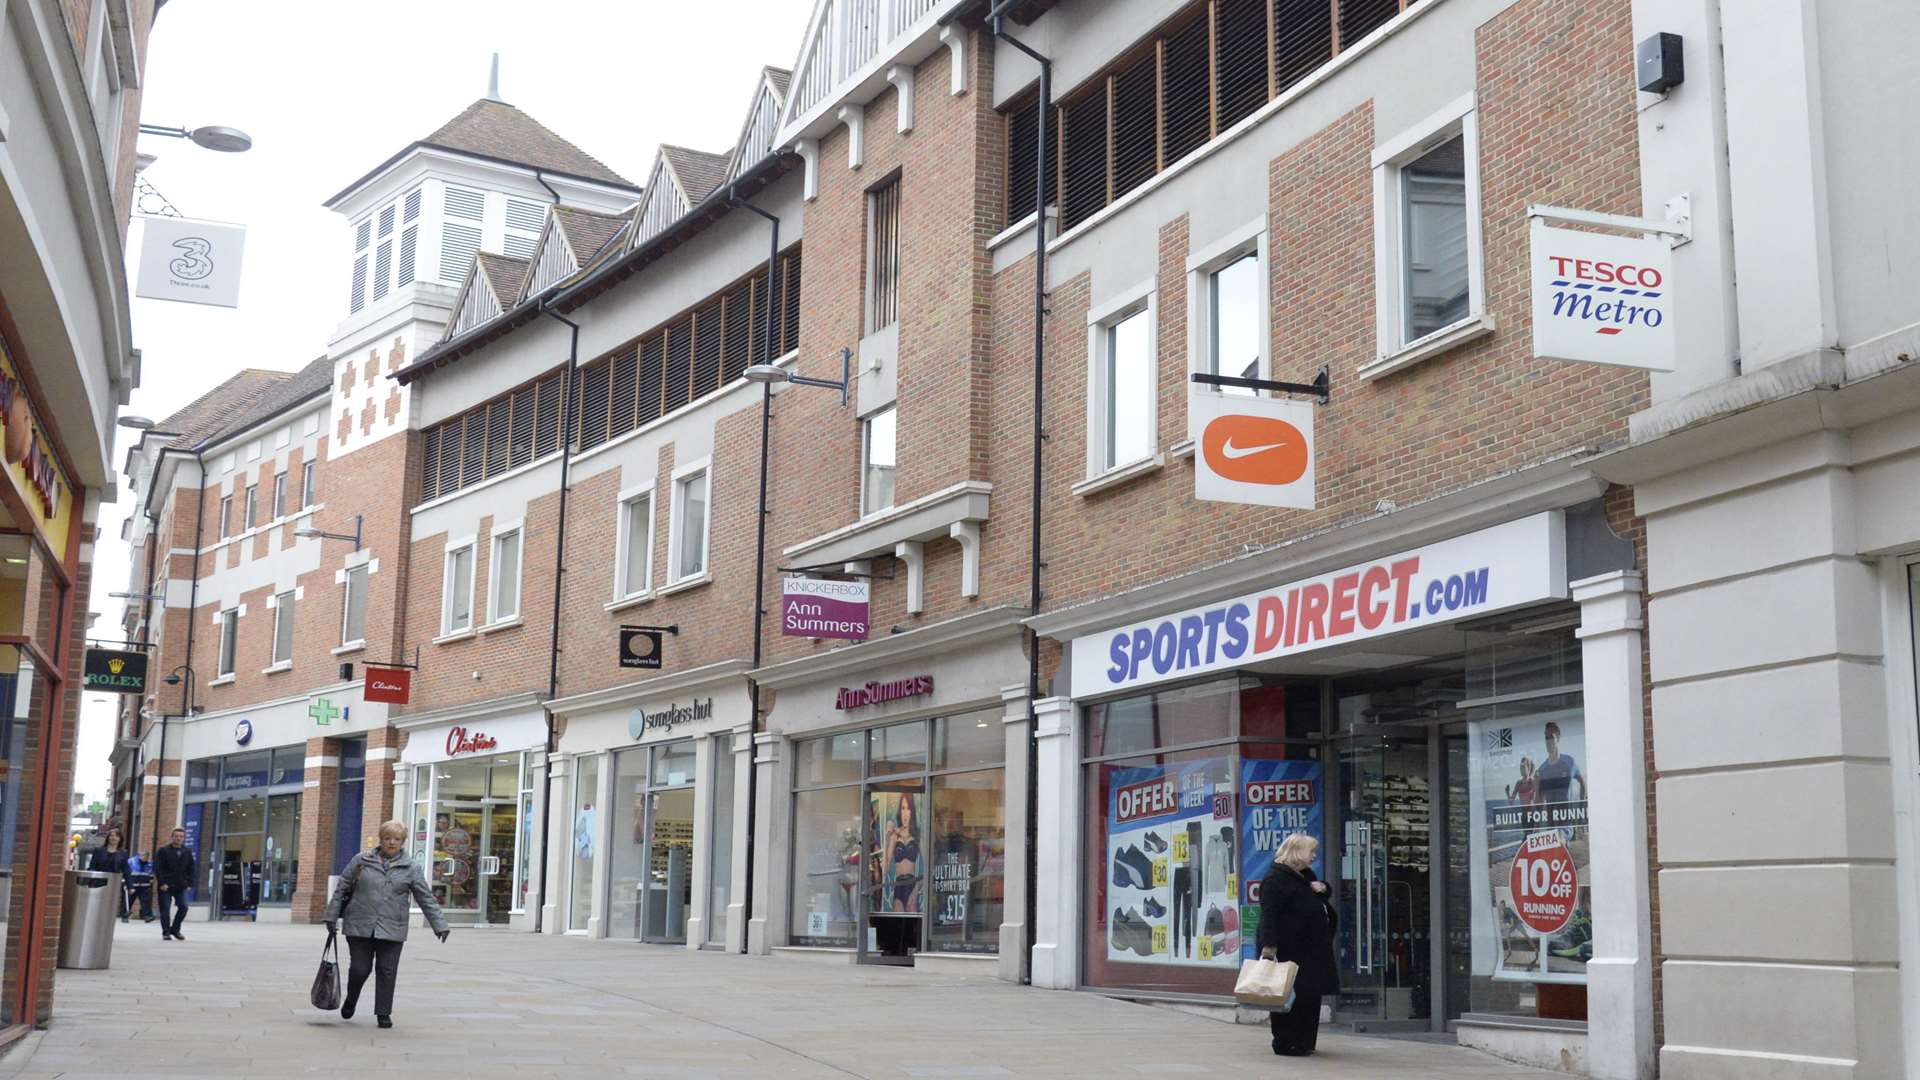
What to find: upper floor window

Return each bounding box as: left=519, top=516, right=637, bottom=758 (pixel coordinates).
left=866, top=177, right=901, bottom=334
left=271, top=473, right=287, bottom=520
left=442, top=542, right=475, bottom=635
left=244, top=484, right=258, bottom=531
left=1188, top=223, right=1269, bottom=397
left=672, top=468, right=710, bottom=582
left=272, top=591, right=296, bottom=666
left=1086, top=282, right=1158, bottom=477
left=302, top=460, right=317, bottom=507
left=862, top=406, right=897, bottom=516
left=1370, top=94, right=1485, bottom=371
left=341, top=565, right=368, bottom=646
left=618, top=492, right=654, bottom=599
left=217, top=609, right=238, bottom=677
left=489, top=527, right=522, bottom=624
left=219, top=494, right=233, bottom=539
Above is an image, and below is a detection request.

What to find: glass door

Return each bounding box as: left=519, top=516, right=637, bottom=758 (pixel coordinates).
left=479, top=802, right=516, bottom=925
left=643, top=787, right=694, bottom=942
left=863, top=780, right=926, bottom=964
left=215, top=797, right=265, bottom=919
left=1333, top=729, right=1433, bottom=1030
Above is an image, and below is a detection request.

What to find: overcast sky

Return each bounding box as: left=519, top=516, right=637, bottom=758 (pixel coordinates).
left=77, top=0, right=816, bottom=816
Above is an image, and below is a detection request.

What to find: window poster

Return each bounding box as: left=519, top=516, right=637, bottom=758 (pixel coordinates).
left=1469, top=713, right=1592, bottom=984
left=869, top=791, right=923, bottom=915
left=1104, top=758, right=1239, bottom=968
left=1237, top=759, right=1324, bottom=960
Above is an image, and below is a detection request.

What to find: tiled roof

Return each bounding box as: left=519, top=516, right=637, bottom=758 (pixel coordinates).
left=153, top=369, right=296, bottom=449
left=423, top=99, right=633, bottom=187
left=239, top=355, right=334, bottom=432
left=475, top=252, right=531, bottom=304
left=660, top=145, right=732, bottom=204
left=552, top=206, right=629, bottom=264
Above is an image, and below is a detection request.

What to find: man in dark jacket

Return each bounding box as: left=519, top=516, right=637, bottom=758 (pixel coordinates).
left=1258, top=833, right=1339, bottom=1057
left=153, top=827, right=195, bottom=940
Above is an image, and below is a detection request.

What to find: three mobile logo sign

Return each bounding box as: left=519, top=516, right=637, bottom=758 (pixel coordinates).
left=1529, top=221, right=1675, bottom=372
left=1191, top=392, right=1314, bottom=509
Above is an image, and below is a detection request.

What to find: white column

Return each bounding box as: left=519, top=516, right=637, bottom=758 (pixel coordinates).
left=725, top=724, right=754, bottom=954
left=997, top=684, right=1032, bottom=982
left=685, top=735, right=714, bottom=952
left=540, top=752, right=572, bottom=935
left=746, top=730, right=787, bottom=954
left=1029, top=696, right=1079, bottom=990
left=1574, top=571, right=1655, bottom=1080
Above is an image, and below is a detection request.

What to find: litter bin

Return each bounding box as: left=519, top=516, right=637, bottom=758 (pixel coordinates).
left=57, top=870, right=119, bottom=969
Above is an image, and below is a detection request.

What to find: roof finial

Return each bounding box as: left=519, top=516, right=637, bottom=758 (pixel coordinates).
left=486, top=53, right=502, bottom=102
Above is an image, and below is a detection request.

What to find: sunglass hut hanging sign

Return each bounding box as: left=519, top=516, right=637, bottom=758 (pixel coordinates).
left=1071, top=512, right=1565, bottom=698
left=1529, top=220, right=1676, bottom=372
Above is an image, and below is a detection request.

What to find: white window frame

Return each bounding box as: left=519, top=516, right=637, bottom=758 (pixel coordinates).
left=244, top=483, right=258, bottom=530
left=271, top=472, right=287, bottom=520
left=218, top=494, right=233, bottom=539
left=441, top=537, right=477, bottom=637
left=614, top=487, right=655, bottom=601
left=340, top=564, right=369, bottom=647
left=302, top=460, right=317, bottom=507
left=1186, top=218, right=1271, bottom=423
left=488, top=522, right=524, bottom=625
left=1366, top=92, right=1491, bottom=380
left=668, top=460, right=711, bottom=585
left=216, top=608, right=238, bottom=677
left=1083, top=276, right=1160, bottom=482
left=270, top=590, right=296, bottom=667
left=861, top=405, right=897, bottom=517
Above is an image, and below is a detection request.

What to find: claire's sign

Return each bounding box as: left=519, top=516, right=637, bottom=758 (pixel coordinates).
left=1070, top=512, right=1565, bottom=698
left=781, top=577, right=869, bottom=641
left=835, top=675, right=933, bottom=710
left=363, top=666, right=411, bottom=704
left=446, top=726, right=498, bottom=757
left=1529, top=220, right=1675, bottom=371
left=82, top=649, right=148, bottom=694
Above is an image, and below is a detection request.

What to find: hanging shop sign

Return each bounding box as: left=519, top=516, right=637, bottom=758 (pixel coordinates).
left=781, top=577, right=869, bottom=641
left=445, top=725, right=499, bottom=757
left=0, top=338, right=74, bottom=555
left=1191, top=391, right=1315, bottom=509
left=82, top=648, right=148, bottom=694
left=1071, top=512, right=1565, bottom=698
left=1529, top=220, right=1675, bottom=372
left=363, top=666, right=412, bottom=704
left=619, top=627, right=664, bottom=669
left=627, top=698, right=713, bottom=740
left=135, top=215, right=247, bottom=308
left=835, top=675, right=933, bottom=710
left=1470, top=714, right=1592, bottom=984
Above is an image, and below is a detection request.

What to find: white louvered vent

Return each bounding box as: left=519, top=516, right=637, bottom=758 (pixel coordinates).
left=373, top=240, right=393, bottom=301
left=354, top=220, right=371, bottom=252
left=444, top=186, right=484, bottom=221
left=505, top=198, right=546, bottom=233
left=439, top=222, right=482, bottom=282
left=404, top=188, right=423, bottom=222
left=350, top=254, right=368, bottom=313
left=448, top=268, right=502, bottom=340
left=378, top=204, right=395, bottom=237
left=636, top=167, right=685, bottom=246
left=398, top=227, right=418, bottom=287
left=503, top=234, right=537, bottom=260
left=734, top=83, right=782, bottom=178
left=525, top=228, right=577, bottom=298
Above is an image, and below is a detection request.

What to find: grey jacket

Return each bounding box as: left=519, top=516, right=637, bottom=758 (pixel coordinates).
left=324, top=849, right=447, bottom=942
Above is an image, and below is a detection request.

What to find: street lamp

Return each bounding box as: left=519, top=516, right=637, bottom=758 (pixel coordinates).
left=743, top=347, right=853, bottom=407
left=295, top=514, right=362, bottom=551
left=137, top=124, right=253, bottom=153
left=117, top=416, right=158, bottom=430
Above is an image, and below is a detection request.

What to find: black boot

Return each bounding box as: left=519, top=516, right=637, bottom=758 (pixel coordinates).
left=376, top=1016, right=392, bottom=1029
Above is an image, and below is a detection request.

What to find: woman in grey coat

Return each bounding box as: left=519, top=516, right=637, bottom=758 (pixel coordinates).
left=324, top=820, right=449, bottom=1028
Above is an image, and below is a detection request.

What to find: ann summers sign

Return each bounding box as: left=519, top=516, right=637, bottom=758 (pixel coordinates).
left=1529, top=220, right=1675, bottom=372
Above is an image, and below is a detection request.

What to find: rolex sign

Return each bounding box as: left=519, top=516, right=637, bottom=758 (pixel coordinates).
left=83, top=649, right=148, bottom=695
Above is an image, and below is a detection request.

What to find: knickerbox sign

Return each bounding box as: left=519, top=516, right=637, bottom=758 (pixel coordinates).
left=836, top=675, right=934, bottom=710
left=83, top=649, right=148, bottom=694
left=1529, top=220, right=1674, bottom=372
left=1191, top=392, right=1315, bottom=510
left=781, top=577, right=869, bottom=641
left=136, top=215, right=247, bottom=308
left=628, top=698, right=713, bottom=740
left=1070, top=512, right=1566, bottom=698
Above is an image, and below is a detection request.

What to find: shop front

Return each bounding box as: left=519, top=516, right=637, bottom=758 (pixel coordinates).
left=181, top=746, right=305, bottom=920
left=753, top=610, right=1029, bottom=978
left=398, top=707, right=546, bottom=929
left=545, top=668, right=748, bottom=950
left=1033, top=506, right=1653, bottom=1070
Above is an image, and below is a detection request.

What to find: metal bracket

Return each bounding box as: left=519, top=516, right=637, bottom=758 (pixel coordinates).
left=86, top=638, right=157, bottom=651
left=368, top=645, right=423, bottom=671
left=1191, top=365, right=1330, bottom=405
left=777, top=560, right=896, bottom=581
left=620, top=624, right=681, bottom=636
left=1527, top=199, right=1693, bottom=248
left=787, top=347, right=853, bottom=406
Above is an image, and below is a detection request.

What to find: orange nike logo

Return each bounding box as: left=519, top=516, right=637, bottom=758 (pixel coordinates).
left=1201, top=414, right=1308, bottom=485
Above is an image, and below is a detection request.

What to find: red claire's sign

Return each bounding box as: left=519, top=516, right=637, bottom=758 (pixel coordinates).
left=363, top=666, right=412, bottom=704
left=446, top=726, right=498, bottom=757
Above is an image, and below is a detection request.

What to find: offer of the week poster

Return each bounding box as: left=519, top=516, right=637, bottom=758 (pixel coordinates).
left=1104, top=758, right=1239, bottom=968
left=1237, top=759, right=1324, bottom=959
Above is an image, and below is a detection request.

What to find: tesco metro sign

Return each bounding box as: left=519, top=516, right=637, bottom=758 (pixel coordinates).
left=1529, top=219, right=1676, bottom=372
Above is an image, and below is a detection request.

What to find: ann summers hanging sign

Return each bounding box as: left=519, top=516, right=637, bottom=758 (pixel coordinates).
left=1529, top=220, right=1675, bottom=372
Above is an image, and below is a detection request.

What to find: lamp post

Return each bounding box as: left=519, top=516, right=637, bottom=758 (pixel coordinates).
left=149, top=665, right=194, bottom=856
left=294, top=514, right=362, bottom=551
left=137, top=124, right=253, bottom=153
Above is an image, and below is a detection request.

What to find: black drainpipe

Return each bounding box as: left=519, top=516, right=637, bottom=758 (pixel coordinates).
left=534, top=306, right=582, bottom=933
left=988, top=2, right=1050, bottom=985
left=127, top=503, right=161, bottom=851
left=727, top=183, right=780, bottom=952
left=152, top=449, right=206, bottom=857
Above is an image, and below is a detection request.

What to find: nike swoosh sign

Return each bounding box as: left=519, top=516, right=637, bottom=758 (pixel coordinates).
left=1220, top=439, right=1286, bottom=460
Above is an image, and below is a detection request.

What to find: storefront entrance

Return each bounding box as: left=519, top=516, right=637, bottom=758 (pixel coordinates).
left=609, top=742, right=697, bottom=944
left=410, top=753, right=531, bottom=926
left=1333, top=728, right=1433, bottom=1030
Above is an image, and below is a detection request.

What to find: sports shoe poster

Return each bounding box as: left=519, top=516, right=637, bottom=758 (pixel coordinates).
left=1104, top=757, right=1240, bottom=968
left=1237, top=759, right=1324, bottom=960
left=1469, top=713, right=1593, bottom=984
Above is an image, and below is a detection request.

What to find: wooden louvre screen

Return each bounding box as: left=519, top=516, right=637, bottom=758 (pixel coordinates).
left=692, top=299, right=725, bottom=398
left=1003, top=94, right=1058, bottom=226
left=867, top=179, right=901, bottom=332
left=1047, top=0, right=1413, bottom=231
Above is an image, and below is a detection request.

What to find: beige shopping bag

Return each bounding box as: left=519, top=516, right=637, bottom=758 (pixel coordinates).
left=1233, top=957, right=1299, bottom=1010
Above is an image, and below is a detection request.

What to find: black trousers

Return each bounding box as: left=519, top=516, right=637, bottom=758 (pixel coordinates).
left=1171, top=868, right=1195, bottom=957
left=1270, top=992, right=1323, bottom=1056
left=121, top=883, right=153, bottom=920
left=345, top=936, right=404, bottom=1017
left=159, top=889, right=190, bottom=935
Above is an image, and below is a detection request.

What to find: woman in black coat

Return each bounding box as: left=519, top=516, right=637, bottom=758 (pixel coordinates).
left=1258, top=832, right=1339, bottom=1057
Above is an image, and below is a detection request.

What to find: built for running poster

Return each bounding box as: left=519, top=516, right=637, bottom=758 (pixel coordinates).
left=1103, top=757, right=1238, bottom=968
left=1469, top=713, right=1593, bottom=984
left=1237, top=759, right=1324, bottom=960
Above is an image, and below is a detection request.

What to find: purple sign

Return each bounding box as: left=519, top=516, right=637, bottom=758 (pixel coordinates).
left=781, top=577, right=869, bottom=641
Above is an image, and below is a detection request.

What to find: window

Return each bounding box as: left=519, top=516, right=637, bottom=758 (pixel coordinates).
left=1208, top=255, right=1262, bottom=390
left=217, top=609, right=238, bottom=677
left=1371, top=95, right=1485, bottom=370
left=618, top=493, right=653, bottom=598
left=672, top=469, right=709, bottom=582
left=866, top=177, right=901, bottom=333
left=301, top=460, right=317, bottom=507
left=271, top=473, right=287, bottom=520
left=341, top=565, right=368, bottom=645
left=443, top=544, right=475, bottom=635
left=244, top=484, right=258, bottom=530
left=219, top=494, right=233, bottom=539
left=351, top=218, right=371, bottom=314
left=862, top=407, right=897, bottom=516
left=272, top=591, right=295, bottom=665
left=489, top=527, right=522, bottom=623
left=1087, top=284, right=1158, bottom=477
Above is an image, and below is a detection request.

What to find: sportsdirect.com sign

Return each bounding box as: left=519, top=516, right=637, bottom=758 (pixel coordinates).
left=1529, top=220, right=1675, bottom=372
left=1069, top=512, right=1565, bottom=698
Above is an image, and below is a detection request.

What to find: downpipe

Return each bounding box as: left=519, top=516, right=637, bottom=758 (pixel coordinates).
left=533, top=305, right=582, bottom=934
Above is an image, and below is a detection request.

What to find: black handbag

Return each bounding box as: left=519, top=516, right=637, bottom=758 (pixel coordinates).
left=310, top=929, right=343, bottom=1011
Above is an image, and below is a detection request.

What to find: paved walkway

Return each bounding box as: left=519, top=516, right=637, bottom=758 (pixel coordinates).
left=2, top=921, right=1554, bottom=1078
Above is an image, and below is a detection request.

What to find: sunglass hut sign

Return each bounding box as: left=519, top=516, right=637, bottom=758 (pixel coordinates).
left=1529, top=220, right=1676, bottom=372
left=1070, top=513, right=1565, bottom=698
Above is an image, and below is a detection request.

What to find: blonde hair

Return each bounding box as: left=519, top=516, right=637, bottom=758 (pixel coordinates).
left=1273, top=832, right=1318, bottom=870
left=377, top=820, right=408, bottom=841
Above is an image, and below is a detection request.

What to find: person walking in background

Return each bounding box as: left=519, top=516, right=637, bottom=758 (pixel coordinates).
left=1259, top=833, right=1339, bottom=1057
left=87, top=826, right=132, bottom=921
left=153, top=827, right=195, bottom=940
left=124, top=849, right=155, bottom=922
left=324, top=820, right=449, bottom=1029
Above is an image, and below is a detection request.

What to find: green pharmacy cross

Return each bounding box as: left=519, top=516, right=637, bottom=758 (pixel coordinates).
left=309, top=697, right=340, bottom=726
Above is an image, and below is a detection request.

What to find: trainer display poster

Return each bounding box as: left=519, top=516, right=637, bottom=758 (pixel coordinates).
left=1238, top=760, right=1324, bottom=960
left=1103, top=758, right=1239, bottom=969
left=1469, top=713, right=1593, bottom=984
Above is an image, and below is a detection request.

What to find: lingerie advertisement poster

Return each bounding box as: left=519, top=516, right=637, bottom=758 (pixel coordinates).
left=1103, top=758, right=1239, bottom=968
left=1237, top=759, right=1324, bottom=960
left=1469, top=713, right=1593, bottom=984
left=869, top=791, right=924, bottom=915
